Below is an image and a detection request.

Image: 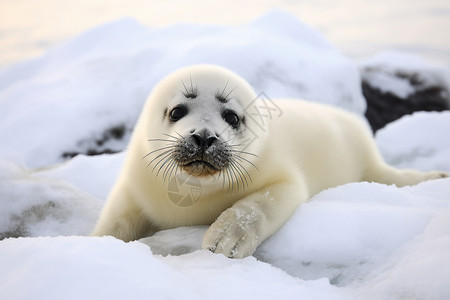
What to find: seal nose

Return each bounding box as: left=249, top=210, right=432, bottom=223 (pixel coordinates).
left=190, top=130, right=217, bottom=150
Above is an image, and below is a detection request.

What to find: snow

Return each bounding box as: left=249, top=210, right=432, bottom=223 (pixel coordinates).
left=360, top=51, right=450, bottom=99
left=1, top=10, right=450, bottom=300
left=376, top=111, right=450, bottom=172
left=0, top=237, right=344, bottom=300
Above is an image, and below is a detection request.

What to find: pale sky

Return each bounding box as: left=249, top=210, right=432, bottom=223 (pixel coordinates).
left=1, top=0, right=449, bottom=67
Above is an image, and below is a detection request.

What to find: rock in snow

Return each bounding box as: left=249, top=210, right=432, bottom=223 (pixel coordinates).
left=1, top=10, right=450, bottom=300
left=361, top=51, right=450, bottom=132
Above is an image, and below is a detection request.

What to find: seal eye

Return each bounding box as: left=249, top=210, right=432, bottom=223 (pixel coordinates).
left=169, top=105, right=188, bottom=122
left=223, top=110, right=240, bottom=128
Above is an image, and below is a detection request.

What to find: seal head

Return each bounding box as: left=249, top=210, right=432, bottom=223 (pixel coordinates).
left=143, top=65, right=260, bottom=188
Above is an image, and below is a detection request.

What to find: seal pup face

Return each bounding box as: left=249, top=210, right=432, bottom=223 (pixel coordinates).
left=144, top=65, right=262, bottom=191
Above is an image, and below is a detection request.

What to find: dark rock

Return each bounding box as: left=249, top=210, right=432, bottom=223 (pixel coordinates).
left=362, top=70, right=450, bottom=133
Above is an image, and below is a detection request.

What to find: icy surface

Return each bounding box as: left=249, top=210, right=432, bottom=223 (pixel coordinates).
left=1, top=10, right=450, bottom=300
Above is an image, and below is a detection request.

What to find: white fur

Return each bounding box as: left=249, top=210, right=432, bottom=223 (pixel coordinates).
left=91, top=65, right=447, bottom=258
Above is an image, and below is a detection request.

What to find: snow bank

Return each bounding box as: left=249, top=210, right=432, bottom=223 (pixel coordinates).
left=0, top=160, right=101, bottom=239
left=376, top=111, right=450, bottom=172
left=0, top=237, right=200, bottom=300
left=353, top=206, right=450, bottom=300
left=0, top=237, right=345, bottom=300
left=0, top=10, right=364, bottom=168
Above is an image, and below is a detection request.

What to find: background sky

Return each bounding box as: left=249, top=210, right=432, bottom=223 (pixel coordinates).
left=1, top=0, right=450, bottom=68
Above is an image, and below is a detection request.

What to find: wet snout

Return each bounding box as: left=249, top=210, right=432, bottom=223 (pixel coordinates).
left=188, top=129, right=219, bottom=152
left=173, top=128, right=230, bottom=176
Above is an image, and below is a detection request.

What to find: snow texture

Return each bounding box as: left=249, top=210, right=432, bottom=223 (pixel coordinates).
left=1, top=10, right=450, bottom=300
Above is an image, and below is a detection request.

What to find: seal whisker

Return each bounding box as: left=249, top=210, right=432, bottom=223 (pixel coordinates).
left=230, top=149, right=259, bottom=157
left=219, top=169, right=225, bottom=188
left=218, top=80, right=229, bottom=99
left=162, top=133, right=181, bottom=140
left=229, top=168, right=236, bottom=192
left=146, top=149, right=172, bottom=169
left=223, top=169, right=228, bottom=190
left=228, top=164, right=238, bottom=192
left=148, top=138, right=177, bottom=143
left=232, top=158, right=252, bottom=184
left=166, top=159, right=179, bottom=182
left=231, top=154, right=260, bottom=171
left=224, top=85, right=237, bottom=100
left=142, top=145, right=174, bottom=160
left=161, top=155, right=174, bottom=180
left=163, top=159, right=177, bottom=182
left=180, top=79, right=190, bottom=96
left=175, top=164, right=180, bottom=177
left=174, top=131, right=185, bottom=139
left=189, top=74, right=197, bottom=95
left=224, top=135, right=240, bottom=145
left=228, top=163, right=240, bottom=192
left=225, top=167, right=232, bottom=192
left=154, top=152, right=173, bottom=176
left=228, top=143, right=246, bottom=148
left=229, top=160, right=247, bottom=189
left=162, top=160, right=171, bottom=182
left=213, top=169, right=222, bottom=183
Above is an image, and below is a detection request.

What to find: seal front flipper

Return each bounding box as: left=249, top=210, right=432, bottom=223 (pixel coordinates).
left=202, top=183, right=307, bottom=258
left=91, top=186, right=158, bottom=241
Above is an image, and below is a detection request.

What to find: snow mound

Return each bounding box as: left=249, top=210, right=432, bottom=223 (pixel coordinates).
left=36, top=153, right=124, bottom=200
left=376, top=111, right=450, bottom=171
left=0, top=236, right=344, bottom=300
left=0, top=10, right=364, bottom=168
left=0, top=160, right=101, bottom=239
left=0, top=237, right=200, bottom=300
left=353, top=206, right=450, bottom=300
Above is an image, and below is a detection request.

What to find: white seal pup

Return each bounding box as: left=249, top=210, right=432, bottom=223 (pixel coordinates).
left=91, top=65, right=448, bottom=258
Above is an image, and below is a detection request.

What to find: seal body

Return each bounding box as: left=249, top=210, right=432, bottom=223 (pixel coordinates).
left=91, top=65, right=447, bottom=258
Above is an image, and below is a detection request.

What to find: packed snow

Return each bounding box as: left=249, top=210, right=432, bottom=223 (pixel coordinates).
left=1, top=10, right=450, bottom=300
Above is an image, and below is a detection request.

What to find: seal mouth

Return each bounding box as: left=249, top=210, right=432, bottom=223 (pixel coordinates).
left=182, top=160, right=220, bottom=177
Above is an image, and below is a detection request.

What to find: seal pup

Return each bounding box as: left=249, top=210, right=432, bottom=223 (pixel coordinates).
left=91, top=65, right=448, bottom=258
